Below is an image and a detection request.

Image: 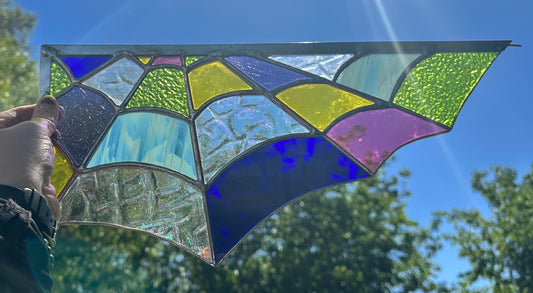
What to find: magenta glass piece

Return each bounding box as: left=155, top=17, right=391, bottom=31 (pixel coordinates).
left=152, top=56, right=183, bottom=66
left=327, top=108, right=446, bottom=173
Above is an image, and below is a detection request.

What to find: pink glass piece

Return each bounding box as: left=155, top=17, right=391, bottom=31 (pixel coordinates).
left=327, top=108, right=446, bottom=173
left=152, top=56, right=183, bottom=66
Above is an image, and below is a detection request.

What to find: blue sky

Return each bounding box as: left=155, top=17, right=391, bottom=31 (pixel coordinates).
left=16, top=0, right=532, bottom=286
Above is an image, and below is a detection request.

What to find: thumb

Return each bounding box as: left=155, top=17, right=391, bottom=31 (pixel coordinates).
left=31, top=95, right=60, bottom=137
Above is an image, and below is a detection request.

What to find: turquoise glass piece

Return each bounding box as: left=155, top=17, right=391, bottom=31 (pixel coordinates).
left=195, top=95, right=309, bottom=183
left=87, top=112, right=197, bottom=179
left=60, top=56, right=111, bottom=79
left=269, top=54, right=352, bottom=80
left=83, top=57, right=145, bottom=105
left=60, top=167, right=211, bottom=261
left=336, top=54, right=420, bottom=101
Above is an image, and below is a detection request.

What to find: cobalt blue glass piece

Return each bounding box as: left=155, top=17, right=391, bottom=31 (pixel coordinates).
left=60, top=56, right=111, bottom=79
left=225, top=56, right=310, bottom=91
left=206, top=136, right=369, bottom=262
left=56, top=87, right=116, bottom=167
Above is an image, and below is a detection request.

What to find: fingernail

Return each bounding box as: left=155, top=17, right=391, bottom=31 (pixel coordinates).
left=41, top=95, right=56, bottom=105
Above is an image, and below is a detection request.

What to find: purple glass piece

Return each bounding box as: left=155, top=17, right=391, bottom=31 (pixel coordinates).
left=327, top=108, right=446, bottom=173
left=60, top=56, right=111, bottom=79
left=225, top=56, right=310, bottom=91
left=152, top=56, right=183, bottom=66
left=56, top=87, right=116, bottom=167
left=206, top=137, right=369, bottom=262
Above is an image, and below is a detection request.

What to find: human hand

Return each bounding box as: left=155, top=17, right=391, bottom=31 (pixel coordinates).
left=0, top=96, right=64, bottom=219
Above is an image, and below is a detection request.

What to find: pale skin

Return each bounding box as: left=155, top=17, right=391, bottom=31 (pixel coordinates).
left=0, top=96, right=63, bottom=219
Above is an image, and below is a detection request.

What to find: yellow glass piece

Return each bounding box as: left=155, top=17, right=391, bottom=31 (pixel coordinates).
left=188, top=61, right=252, bottom=109
left=52, top=147, right=73, bottom=197
left=138, top=56, right=151, bottom=64
left=277, top=84, right=374, bottom=131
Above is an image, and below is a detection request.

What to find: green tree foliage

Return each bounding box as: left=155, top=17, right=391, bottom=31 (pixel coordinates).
left=434, top=165, right=533, bottom=292
left=0, top=0, right=38, bottom=109
left=53, top=170, right=449, bottom=292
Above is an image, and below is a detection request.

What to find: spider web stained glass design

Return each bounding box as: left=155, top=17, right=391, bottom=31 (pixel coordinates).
left=39, top=41, right=510, bottom=265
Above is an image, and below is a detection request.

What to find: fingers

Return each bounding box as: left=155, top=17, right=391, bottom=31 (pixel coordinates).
left=31, top=96, right=60, bottom=138
left=0, top=104, right=36, bottom=128
left=42, top=183, right=61, bottom=220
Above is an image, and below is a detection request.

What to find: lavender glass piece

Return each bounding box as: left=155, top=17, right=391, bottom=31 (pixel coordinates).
left=225, top=56, right=310, bottom=91
left=83, top=57, right=145, bottom=105
left=269, top=54, right=352, bottom=80
left=195, top=95, right=309, bottom=183
left=152, top=56, right=183, bottom=66
left=206, top=136, right=369, bottom=262
left=59, top=167, right=211, bottom=261
left=327, top=108, right=446, bottom=173
left=60, top=56, right=111, bottom=79
left=56, top=87, right=116, bottom=167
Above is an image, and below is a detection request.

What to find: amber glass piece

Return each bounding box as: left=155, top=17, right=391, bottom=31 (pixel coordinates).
left=188, top=61, right=252, bottom=109
left=393, top=52, right=498, bottom=126
left=127, top=68, right=189, bottom=116
left=137, top=56, right=151, bottom=64
left=276, top=84, right=374, bottom=131
left=50, top=61, right=71, bottom=96
left=52, top=147, right=73, bottom=197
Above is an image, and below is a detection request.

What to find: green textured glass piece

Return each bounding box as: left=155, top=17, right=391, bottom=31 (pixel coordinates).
left=186, top=56, right=204, bottom=67
left=393, top=52, right=498, bottom=126
left=50, top=61, right=71, bottom=96
left=127, top=68, right=189, bottom=116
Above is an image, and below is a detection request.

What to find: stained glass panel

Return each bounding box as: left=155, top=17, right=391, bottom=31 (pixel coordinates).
left=41, top=41, right=509, bottom=265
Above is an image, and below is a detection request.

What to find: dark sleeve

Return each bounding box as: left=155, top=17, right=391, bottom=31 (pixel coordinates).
left=0, top=198, right=54, bottom=293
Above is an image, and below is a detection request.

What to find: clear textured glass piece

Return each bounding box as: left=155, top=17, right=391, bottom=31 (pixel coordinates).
left=336, top=54, right=420, bottom=101
left=87, top=112, right=197, bottom=180
left=60, top=167, right=211, bottom=262
left=83, top=57, right=144, bottom=105
left=276, top=84, right=374, bottom=131
left=50, top=61, right=70, bottom=96
left=270, top=54, right=353, bottom=80
left=327, top=108, right=446, bottom=173
left=393, top=52, right=498, bottom=126
left=195, top=95, right=309, bottom=183
left=207, top=137, right=369, bottom=262
left=188, top=61, right=253, bottom=109
left=56, top=87, right=116, bottom=167
left=126, top=68, right=189, bottom=116
left=60, top=56, right=111, bottom=79
left=225, top=56, right=310, bottom=90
